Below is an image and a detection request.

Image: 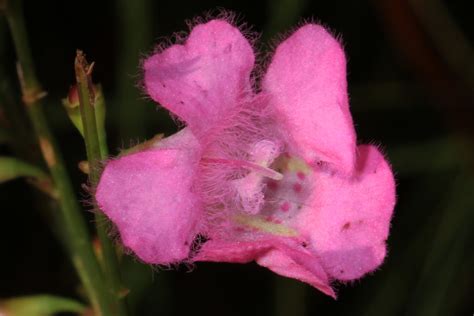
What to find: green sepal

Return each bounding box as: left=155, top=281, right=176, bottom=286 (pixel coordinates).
left=63, top=84, right=107, bottom=151
left=62, top=95, right=84, bottom=137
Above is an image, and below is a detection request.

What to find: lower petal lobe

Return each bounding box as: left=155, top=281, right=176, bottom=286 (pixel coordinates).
left=96, top=136, right=202, bottom=264
left=296, top=145, right=396, bottom=280
left=195, top=238, right=334, bottom=297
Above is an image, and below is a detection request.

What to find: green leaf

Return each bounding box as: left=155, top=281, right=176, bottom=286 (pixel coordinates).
left=0, top=295, right=86, bottom=316
left=0, top=156, right=47, bottom=183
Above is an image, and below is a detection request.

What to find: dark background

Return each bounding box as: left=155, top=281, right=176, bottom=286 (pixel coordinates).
left=1, top=0, right=473, bottom=315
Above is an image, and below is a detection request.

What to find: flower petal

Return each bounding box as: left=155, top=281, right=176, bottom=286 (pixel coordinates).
left=144, top=20, right=255, bottom=135
left=194, top=239, right=335, bottom=297
left=263, top=24, right=356, bottom=174
left=257, top=247, right=335, bottom=298
left=96, top=131, right=202, bottom=264
left=295, top=145, right=396, bottom=280
left=194, top=239, right=272, bottom=263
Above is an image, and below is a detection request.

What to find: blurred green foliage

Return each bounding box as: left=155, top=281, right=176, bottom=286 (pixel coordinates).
left=1, top=0, right=473, bottom=315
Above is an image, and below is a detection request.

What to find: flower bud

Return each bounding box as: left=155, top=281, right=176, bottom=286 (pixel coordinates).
left=62, top=83, right=102, bottom=138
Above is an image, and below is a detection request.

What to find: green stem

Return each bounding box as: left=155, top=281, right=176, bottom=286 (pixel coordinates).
left=0, top=17, right=36, bottom=160
left=75, top=54, right=101, bottom=184
left=95, top=85, right=108, bottom=157
left=75, top=51, right=128, bottom=316
left=4, top=1, right=112, bottom=315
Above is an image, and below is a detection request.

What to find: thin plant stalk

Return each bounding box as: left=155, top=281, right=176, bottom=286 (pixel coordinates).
left=3, top=1, right=113, bottom=314
left=75, top=51, right=128, bottom=316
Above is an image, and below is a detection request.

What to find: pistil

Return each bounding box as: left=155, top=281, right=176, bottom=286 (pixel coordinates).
left=201, top=157, right=283, bottom=180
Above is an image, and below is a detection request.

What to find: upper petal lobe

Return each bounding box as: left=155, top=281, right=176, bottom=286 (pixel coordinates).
left=263, top=24, right=356, bottom=174
left=144, top=20, right=255, bottom=135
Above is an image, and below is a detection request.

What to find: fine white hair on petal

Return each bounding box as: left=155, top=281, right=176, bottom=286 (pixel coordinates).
left=197, top=95, right=286, bottom=238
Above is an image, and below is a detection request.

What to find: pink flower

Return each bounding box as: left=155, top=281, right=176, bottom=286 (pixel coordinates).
left=96, top=19, right=396, bottom=297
